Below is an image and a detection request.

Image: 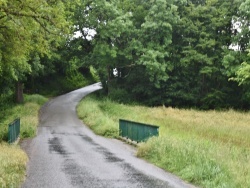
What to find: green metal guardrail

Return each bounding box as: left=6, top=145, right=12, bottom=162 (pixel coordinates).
left=119, top=119, right=159, bottom=142
left=8, top=118, right=20, bottom=144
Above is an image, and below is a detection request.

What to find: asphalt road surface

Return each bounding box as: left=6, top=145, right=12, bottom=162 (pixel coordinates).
left=21, top=83, right=195, bottom=188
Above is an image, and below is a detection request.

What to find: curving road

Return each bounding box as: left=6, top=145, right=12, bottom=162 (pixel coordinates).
left=21, top=83, right=195, bottom=188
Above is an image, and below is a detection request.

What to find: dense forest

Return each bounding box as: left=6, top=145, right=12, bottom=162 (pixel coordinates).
left=1, top=0, right=250, bottom=109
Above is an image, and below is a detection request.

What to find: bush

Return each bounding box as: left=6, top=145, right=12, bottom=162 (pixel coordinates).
left=24, top=94, right=47, bottom=105
left=108, top=88, right=133, bottom=103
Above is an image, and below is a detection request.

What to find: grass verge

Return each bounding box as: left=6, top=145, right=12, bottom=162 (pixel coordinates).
left=0, top=94, right=48, bottom=140
left=0, top=143, right=28, bottom=188
left=0, top=94, right=47, bottom=188
left=77, top=96, right=118, bottom=137
left=77, top=95, right=250, bottom=188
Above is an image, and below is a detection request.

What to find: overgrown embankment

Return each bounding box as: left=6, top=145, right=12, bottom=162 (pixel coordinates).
left=77, top=95, right=250, bottom=188
left=0, top=94, right=48, bottom=188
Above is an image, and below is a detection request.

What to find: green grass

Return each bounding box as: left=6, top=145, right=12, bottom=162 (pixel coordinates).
left=77, top=97, right=118, bottom=137
left=0, top=94, right=48, bottom=188
left=0, top=94, right=48, bottom=140
left=77, top=95, right=250, bottom=188
left=0, top=143, right=28, bottom=188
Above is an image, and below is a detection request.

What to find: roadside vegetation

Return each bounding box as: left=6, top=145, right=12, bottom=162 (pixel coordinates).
left=0, top=94, right=48, bottom=187
left=0, top=52, right=97, bottom=187
left=0, top=143, right=27, bottom=188
left=77, top=95, right=250, bottom=188
left=1, top=1, right=250, bottom=187
left=0, top=95, right=47, bottom=140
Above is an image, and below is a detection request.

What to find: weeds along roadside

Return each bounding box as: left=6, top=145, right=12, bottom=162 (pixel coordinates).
left=0, top=94, right=48, bottom=188
left=77, top=95, right=250, bottom=188
left=0, top=71, right=98, bottom=188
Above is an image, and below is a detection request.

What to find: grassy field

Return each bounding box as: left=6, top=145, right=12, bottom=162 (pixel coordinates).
left=77, top=95, right=250, bottom=188
left=0, top=94, right=47, bottom=188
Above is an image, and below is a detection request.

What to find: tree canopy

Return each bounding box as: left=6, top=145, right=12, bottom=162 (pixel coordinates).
left=1, top=0, right=250, bottom=109
left=0, top=0, right=72, bottom=94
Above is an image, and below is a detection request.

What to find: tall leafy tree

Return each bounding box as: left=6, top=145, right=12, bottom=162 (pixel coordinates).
left=0, top=0, right=71, bottom=102
left=220, top=0, right=250, bottom=107
left=230, top=0, right=250, bottom=86
left=68, top=0, right=250, bottom=109
left=136, top=0, right=180, bottom=87
left=74, top=0, right=181, bottom=98
left=163, top=0, right=244, bottom=108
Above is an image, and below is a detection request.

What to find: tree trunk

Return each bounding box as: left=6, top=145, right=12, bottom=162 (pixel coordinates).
left=15, top=81, right=24, bottom=103
left=106, top=66, right=110, bottom=95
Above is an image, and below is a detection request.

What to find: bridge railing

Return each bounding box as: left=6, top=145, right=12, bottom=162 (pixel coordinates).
left=119, top=119, right=159, bottom=142
left=8, top=118, right=20, bottom=144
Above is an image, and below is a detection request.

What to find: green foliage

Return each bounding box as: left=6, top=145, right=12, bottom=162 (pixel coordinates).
left=26, top=73, right=93, bottom=97
left=108, top=88, right=133, bottom=103
left=24, top=94, right=48, bottom=106
left=65, top=68, right=88, bottom=89
left=75, top=0, right=178, bottom=87
left=2, top=0, right=250, bottom=109
left=0, top=0, right=65, bottom=68
left=232, top=62, right=250, bottom=85
left=69, top=0, right=249, bottom=109
left=227, top=0, right=250, bottom=86
left=137, top=0, right=179, bottom=86
left=89, top=66, right=100, bottom=82
left=0, top=0, right=73, bottom=97
left=228, top=33, right=250, bottom=86
left=200, top=89, right=227, bottom=109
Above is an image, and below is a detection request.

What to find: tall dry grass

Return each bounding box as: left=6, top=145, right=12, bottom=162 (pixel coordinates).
left=0, top=143, right=28, bottom=188
left=0, top=94, right=47, bottom=187
left=77, top=96, right=250, bottom=188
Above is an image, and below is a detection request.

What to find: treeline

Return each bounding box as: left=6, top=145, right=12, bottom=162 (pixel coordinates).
left=1, top=0, right=250, bottom=109
left=80, top=0, right=250, bottom=109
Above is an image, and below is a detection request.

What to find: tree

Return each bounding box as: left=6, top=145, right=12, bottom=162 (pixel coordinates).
left=162, top=0, right=244, bottom=108
left=137, top=0, right=180, bottom=87
left=0, top=0, right=71, bottom=102
left=230, top=0, right=250, bottom=86
left=73, top=0, right=181, bottom=98
left=66, top=0, right=250, bottom=109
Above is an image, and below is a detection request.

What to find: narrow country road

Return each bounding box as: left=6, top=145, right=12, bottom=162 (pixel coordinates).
left=21, top=83, right=195, bottom=188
